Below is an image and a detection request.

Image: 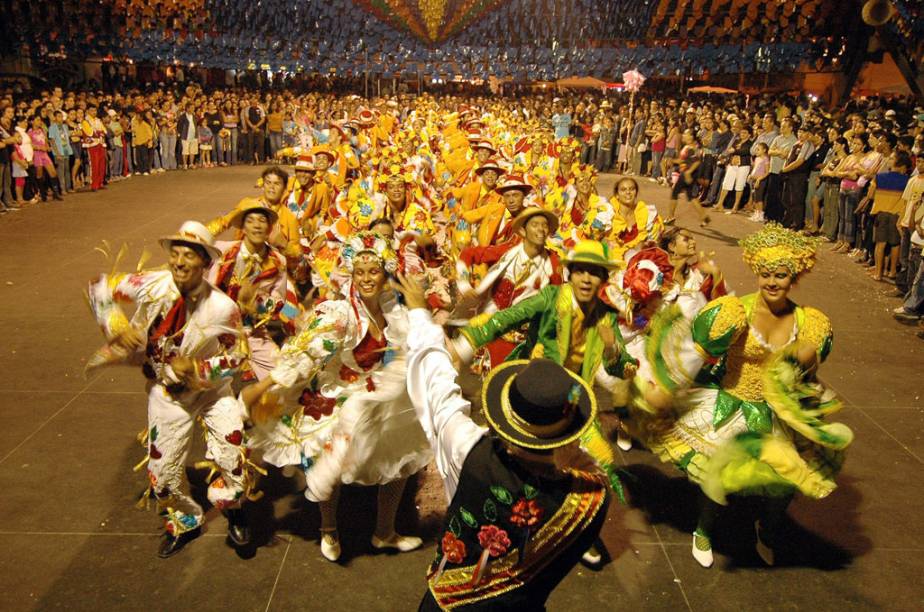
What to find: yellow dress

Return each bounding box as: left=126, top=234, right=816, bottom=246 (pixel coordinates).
left=638, top=294, right=852, bottom=504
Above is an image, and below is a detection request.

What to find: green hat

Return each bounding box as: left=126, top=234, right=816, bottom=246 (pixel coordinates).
left=563, top=240, right=618, bottom=269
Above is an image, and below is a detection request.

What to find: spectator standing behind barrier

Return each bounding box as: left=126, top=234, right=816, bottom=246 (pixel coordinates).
left=267, top=100, right=284, bottom=158
left=720, top=126, right=754, bottom=215
left=819, top=135, right=848, bottom=240
left=867, top=152, right=911, bottom=282
left=594, top=114, right=616, bottom=172
left=48, top=110, right=73, bottom=194
left=221, top=100, right=238, bottom=165
left=779, top=123, right=815, bottom=230
left=205, top=102, right=222, bottom=167
left=29, top=115, right=63, bottom=201
left=803, top=128, right=830, bottom=233
left=766, top=117, right=797, bottom=223
left=81, top=107, right=108, bottom=191
left=178, top=103, right=198, bottom=169
left=896, top=157, right=924, bottom=296
left=0, top=106, right=18, bottom=211
left=131, top=108, right=153, bottom=175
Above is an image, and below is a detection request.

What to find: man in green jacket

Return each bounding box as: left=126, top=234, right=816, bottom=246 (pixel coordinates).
left=450, top=239, right=637, bottom=565
left=452, top=239, right=636, bottom=384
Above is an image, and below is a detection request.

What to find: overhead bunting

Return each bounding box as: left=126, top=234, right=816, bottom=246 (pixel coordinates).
left=0, top=0, right=890, bottom=79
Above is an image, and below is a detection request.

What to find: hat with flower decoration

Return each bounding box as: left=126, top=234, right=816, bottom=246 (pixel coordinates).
left=554, top=136, right=582, bottom=156
left=339, top=231, right=399, bottom=275
left=574, top=163, right=598, bottom=183
left=473, top=139, right=498, bottom=154
left=311, top=145, right=337, bottom=164
left=355, top=108, right=376, bottom=127
left=601, top=247, right=674, bottom=315
left=376, top=162, right=416, bottom=191
left=740, top=222, right=820, bottom=276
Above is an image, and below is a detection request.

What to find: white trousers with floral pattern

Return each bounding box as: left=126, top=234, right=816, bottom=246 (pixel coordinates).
left=145, top=383, right=247, bottom=535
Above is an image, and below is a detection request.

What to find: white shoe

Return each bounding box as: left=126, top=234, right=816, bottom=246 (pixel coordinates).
left=616, top=429, right=633, bottom=451
left=371, top=532, right=422, bottom=552
left=691, top=531, right=714, bottom=568
left=581, top=546, right=603, bottom=566
left=320, top=531, right=341, bottom=562
left=754, top=521, right=774, bottom=566
left=143, top=172, right=150, bottom=176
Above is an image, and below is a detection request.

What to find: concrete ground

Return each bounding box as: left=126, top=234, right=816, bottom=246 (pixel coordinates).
left=0, top=167, right=921, bottom=611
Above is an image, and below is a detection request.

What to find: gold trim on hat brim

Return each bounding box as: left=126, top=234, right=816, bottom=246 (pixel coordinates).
left=481, top=360, right=596, bottom=451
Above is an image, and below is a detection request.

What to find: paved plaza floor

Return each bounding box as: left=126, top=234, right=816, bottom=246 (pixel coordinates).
left=0, top=167, right=921, bottom=611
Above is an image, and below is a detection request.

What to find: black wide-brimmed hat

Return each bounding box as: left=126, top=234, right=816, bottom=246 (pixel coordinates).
left=482, top=359, right=596, bottom=450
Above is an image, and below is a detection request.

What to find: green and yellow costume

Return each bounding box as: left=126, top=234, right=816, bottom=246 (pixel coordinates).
left=461, top=283, right=636, bottom=496
left=638, top=293, right=852, bottom=505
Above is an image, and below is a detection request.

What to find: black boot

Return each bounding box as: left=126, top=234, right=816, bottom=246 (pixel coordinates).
left=224, top=508, right=251, bottom=546
left=157, top=526, right=202, bottom=559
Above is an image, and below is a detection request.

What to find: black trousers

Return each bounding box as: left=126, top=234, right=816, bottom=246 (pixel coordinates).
left=764, top=173, right=784, bottom=222
left=780, top=172, right=809, bottom=230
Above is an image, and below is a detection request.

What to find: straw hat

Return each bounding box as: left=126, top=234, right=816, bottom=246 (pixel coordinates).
left=509, top=205, right=559, bottom=235
left=228, top=200, right=278, bottom=229
left=159, top=221, right=221, bottom=261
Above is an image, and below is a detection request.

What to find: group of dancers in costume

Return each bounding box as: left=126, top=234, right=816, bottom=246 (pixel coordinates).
left=84, top=97, right=853, bottom=608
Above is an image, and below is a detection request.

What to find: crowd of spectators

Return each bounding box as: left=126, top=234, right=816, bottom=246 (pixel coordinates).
left=1, top=82, right=922, bottom=337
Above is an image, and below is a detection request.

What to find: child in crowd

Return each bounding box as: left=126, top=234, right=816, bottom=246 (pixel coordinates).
left=867, top=152, right=912, bottom=282
left=747, top=141, right=770, bottom=222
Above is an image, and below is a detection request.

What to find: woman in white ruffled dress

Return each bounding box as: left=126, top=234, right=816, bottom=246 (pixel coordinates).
left=243, top=232, right=432, bottom=561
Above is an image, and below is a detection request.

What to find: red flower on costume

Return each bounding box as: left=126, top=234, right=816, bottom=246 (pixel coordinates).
left=509, top=498, right=544, bottom=528
left=477, top=525, right=511, bottom=558
left=339, top=364, right=360, bottom=383
left=363, top=234, right=376, bottom=248
left=441, top=532, right=466, bottom=564
left=300, top=390, right=336, bottom=421
left=225, top=429, right=243, bottom=446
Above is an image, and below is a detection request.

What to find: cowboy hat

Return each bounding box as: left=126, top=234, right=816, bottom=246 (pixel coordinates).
left=482, top=359, right=596, bottom=450
left=159, top=220, right=222, bottom=261
left=495, top=173, right=534, bottom=195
